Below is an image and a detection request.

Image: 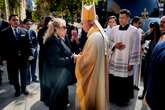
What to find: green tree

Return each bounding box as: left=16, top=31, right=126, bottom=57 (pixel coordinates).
left=8, top=0, right=20, bottom=14
left=34, top=0, right=103, bottom=21
left=34, top=0, right=82, bottom=21
left=0, top=0, right=6, bottom=18
left=34, top=0, right=50, bottom=18
left=0, top=0, right=4, bottom=8
left=84, top=0, right=98, bottom=5
left=49, top=0, right=82, bottom=19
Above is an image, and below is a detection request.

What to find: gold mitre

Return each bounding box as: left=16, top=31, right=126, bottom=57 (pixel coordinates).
left=81, top=1, right=96, bottom=21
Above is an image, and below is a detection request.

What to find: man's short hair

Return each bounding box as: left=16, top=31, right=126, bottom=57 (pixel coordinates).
left=23, top=19, right=32, bottom=24
left=119, top=9, right=131, bottom=17
left=9, top=14, right=18, bottom=21
left=131, top=16, right=140, bottom=24
left=108, top=16, right=117, bottom=21
left=160, top=16, right=165, bottom=22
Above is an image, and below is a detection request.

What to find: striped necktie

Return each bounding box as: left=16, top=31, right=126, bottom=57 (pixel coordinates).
left=14, top=28, right=18, bottom=40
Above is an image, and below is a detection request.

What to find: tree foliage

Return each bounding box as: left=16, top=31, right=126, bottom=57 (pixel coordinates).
left=84, top=0, right=98, bottom=5
left=34, top=0, right=82, bottom=21
left=34, top=0, right=103, bottom=21
left=0, top=0, right=5, bottom=9
left=8, top=0, right=20, bottom=11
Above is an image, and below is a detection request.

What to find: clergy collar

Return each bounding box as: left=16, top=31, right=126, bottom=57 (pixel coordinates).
left=119, top=24, right=130, bottom=30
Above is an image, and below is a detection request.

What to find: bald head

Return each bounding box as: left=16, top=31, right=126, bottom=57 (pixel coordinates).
left=160, top=16, right=165, bottom=21
left=160, top=16, right=165, bottom=32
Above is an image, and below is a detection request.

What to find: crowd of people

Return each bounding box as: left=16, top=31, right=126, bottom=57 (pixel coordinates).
left=0, top=2, right=165, bottom=110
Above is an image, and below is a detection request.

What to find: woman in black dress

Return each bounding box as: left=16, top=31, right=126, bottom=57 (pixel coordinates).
left=42, top=18, right=75, bottom=110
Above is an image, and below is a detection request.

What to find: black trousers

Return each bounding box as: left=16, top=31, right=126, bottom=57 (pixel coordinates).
left=0, top=57, right=2, bottom=85
left=38, top=51, right=45, bottom=101
left=27, top=56, right=37, bottom=83
left=7, top=57, right=29, bottom=92
left=141, top=58, right=150, bottom=97
left=109, top=74, right=134, bottom=106
left=0, top=69, right=2, bottom=85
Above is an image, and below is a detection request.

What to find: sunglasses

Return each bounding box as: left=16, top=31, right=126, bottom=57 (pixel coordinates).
left=61, top=26, right=67, bottom=29
left=161, top=21, right=165, bottom=24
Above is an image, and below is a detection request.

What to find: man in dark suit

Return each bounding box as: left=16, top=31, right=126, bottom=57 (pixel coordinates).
left=23, top=19, right=38, bottom=83
left=1, top=15, right=33, bottom=97
left=0, top=56, right=3, bottom=85
left=0, top=18, right=9, bottom=85
left=0, top=18, right=9, bottom=31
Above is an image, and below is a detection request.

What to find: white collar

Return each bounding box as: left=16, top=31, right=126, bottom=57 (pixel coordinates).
left=11, top=26, right=17, bottom=31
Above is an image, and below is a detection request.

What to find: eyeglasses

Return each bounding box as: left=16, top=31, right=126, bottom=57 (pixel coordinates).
left=161, top=21, right=165, bottom=24
left=60, top=26, right=67, bottom=29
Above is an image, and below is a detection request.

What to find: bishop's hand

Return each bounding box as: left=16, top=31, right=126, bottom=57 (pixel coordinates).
left=71, top=53, right=80, bottom=63
left=115, top=42, right=126, bottom=50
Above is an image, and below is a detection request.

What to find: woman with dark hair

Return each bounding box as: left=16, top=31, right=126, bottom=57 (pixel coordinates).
left=38, top=16, right=52, bottom=47
left=145, top=41, right=165, bottom=110
left=139, top=22, right=161, bottom=99
left=37, top=16, right=52, bottom=103
left=70, top=25, right=80, bottom=54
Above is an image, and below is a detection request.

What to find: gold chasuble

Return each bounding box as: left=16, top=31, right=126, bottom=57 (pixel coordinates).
left=75, top=25, right=109, bottom=110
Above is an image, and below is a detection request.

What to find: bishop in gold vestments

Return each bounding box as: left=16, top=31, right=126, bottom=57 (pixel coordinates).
left=75, top=2, right=109, bottom=109
left=75, top=24, right=109, bottom=110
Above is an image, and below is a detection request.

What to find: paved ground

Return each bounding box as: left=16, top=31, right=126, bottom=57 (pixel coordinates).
left=0, top=65, right=150, bottom=110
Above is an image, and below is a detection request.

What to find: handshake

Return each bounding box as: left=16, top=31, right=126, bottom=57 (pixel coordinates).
left=71, top=53, right=81, bottom=63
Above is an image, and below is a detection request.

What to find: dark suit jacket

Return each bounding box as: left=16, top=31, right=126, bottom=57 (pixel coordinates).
left=29, top=29, right=38, bottom=57
left=0, top=20, right=9, bottom=31
left=1, top=27, right=32, bottom=61
left=146, top=41, right=165, bottom=110
left=0, top=20, right=9, bottom=62
left=42, top=35, right=74, bottom=88
left=38, top=27, right=47, bottom=49
left=37, top=27, right=47, bottom=76
left=79, top=29, right=87, bottom=51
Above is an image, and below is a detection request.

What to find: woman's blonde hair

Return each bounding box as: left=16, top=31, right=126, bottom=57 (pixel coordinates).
left=43, top=18, right=66, bottom=43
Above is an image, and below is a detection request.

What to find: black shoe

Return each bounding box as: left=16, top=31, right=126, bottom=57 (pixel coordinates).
left=32, top=80, right=40, bottom=83
left=9, top=80, right=14, bottom=85
left=22, top=90, right=29, bottom=95
left=15, top=91, right=21, bottom=97
left=26, top=81, right=31, bottom=85
left=134, top=85, right=140, bottom=91
left=116, top=102, right=128, bottom=107
left=138, top=95, right=144, bottom=100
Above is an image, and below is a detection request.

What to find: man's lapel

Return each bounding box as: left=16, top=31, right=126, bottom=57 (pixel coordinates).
left=9, top=27, right=17, bottom=41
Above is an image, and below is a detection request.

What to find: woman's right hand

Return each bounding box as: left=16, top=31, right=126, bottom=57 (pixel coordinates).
left=72, top=53, right=80, bottom=63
